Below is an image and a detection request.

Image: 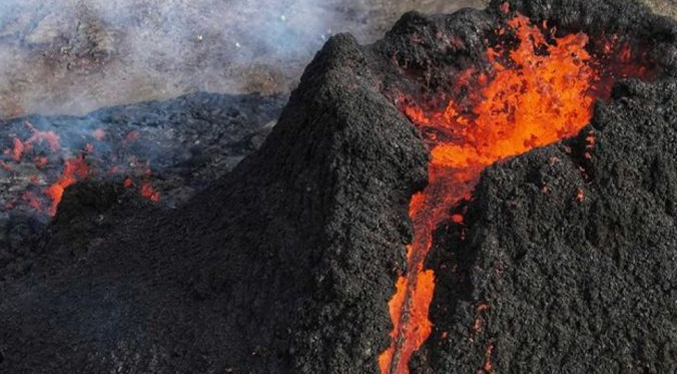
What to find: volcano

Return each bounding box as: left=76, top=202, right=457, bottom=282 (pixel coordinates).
left=2, top=0, right=677, bottom=373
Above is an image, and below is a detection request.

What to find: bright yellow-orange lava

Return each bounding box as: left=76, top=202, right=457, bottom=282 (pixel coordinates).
left=379, top=11, right=652, bottom=374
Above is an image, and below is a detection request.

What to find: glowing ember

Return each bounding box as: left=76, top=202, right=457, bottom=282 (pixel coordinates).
left=22, top=191, right=43, bottom=211
left=140, top=181, right=161, bottom=203
left=379, top=11, right=652, bottom=374
left=24, top=121, right=61, bottom=152
left=46, top=156, right=91, bottom=216
left=124, top=130, right=142, bottom=145
left=92, top=129, right=106, bottom=141
left=1, top=118, right=164, bottom=216
left=34, top=156, right=49, bottom=169
left=4, top=121, right=60, bottom=164
left=483, top=342, right=495, bottom=372
left=11, top=138, right=24, bottom=162
left=0, top=161, right=13, bottom=172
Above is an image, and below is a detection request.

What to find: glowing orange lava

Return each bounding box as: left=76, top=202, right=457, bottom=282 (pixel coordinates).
left=379, top=12, right=652, bottom=374
left=141, top=181, right=161, bottom=203
left=46, top=156, right=91, bottom=216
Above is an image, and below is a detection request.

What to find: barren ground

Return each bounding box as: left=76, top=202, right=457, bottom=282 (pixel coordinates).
left=0, top=0, right=672, bottom=119
left=0, top=0, right=487, bottom=118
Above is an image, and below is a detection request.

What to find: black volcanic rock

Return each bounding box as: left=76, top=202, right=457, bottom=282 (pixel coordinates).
left=1, top=1, right=677, bottom=374
left=0, top=92, right=285, bottom=257
left=421, top=78, right=677, bottom=374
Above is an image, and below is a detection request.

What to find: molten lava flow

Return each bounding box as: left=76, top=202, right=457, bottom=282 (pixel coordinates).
left=46, top=156, right=91, bottom=216
left=379, top=12, right=652, bottom=374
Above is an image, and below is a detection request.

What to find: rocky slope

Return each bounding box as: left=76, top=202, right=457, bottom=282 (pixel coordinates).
left=1, top=0, right=676, bottom=373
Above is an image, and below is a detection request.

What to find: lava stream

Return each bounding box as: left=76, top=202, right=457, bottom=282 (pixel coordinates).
left=379, top=11, right=653, bottom=374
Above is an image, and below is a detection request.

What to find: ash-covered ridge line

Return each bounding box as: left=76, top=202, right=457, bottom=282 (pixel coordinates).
left=0, top=1, right=676, bottom=374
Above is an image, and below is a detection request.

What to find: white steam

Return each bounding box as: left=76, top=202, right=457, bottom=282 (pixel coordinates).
left=0, top=0, right=484, bottom=117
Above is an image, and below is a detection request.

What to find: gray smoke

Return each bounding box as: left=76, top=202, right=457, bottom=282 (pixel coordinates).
left=0, top=0, right=485, bottom=118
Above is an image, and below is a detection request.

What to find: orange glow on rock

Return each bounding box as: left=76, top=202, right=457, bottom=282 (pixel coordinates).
left=24, top=121, right=61, bottom=152
left=483, top=342, right=495, bottom=373
left=0, top=161, right=12, bottom=172
left=34, top=156, right=49, bottom=169
left=11, top=138, right=25, bottom=162
left=22, top=191, right=43, bottom=211
left=46, top=156, right=90, bottom=216
left=379, top=12, right=652, bottom=374
left=141, top=181, right=161, bottom=202
left=123, top=130, right=141, bottom=145
left=92, top=129, right=106, bottom=141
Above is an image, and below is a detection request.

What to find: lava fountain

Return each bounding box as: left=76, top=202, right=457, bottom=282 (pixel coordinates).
left=379, top=10, right=654, bottom=374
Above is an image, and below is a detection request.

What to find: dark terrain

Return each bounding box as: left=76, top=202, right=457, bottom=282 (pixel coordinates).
left=422, top=78, right=677, bottom=373
left=0, top=93, right=285, bottom=280
left=1, top=0, right=677, bottom=373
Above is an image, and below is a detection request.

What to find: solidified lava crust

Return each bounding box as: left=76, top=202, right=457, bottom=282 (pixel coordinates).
left=1, top=1, right=677, bottom=374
